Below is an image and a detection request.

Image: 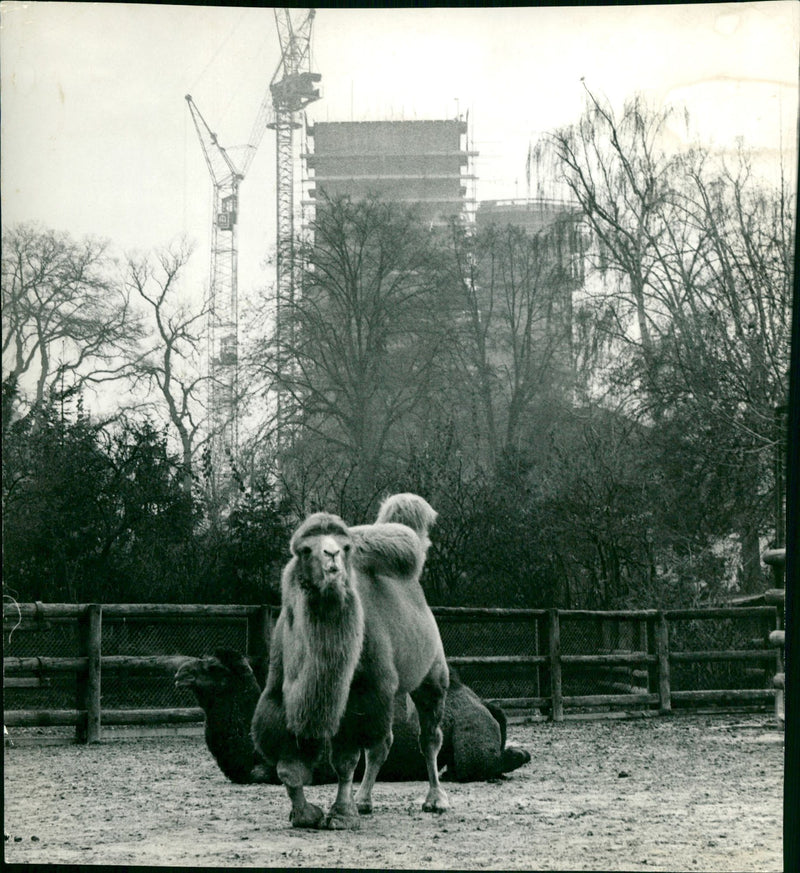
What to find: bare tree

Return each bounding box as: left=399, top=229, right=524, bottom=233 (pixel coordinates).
left=547, top=90, right=687, bottom=384
left=548, top=88, right=794, bottom=586
left=445, top=219, right=578, bottom=472
left=2, top=223, right=140, bottom=415
left=124, top=241, right=208, bottom=491
left=246, top=195, right=451, bottom=516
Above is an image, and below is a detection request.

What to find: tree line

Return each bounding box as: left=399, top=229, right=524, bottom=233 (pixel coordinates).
left=2, top=92, right=792, bottom=608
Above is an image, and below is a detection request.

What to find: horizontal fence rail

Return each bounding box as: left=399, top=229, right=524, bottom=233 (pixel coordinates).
left=3, top=603, right=781, bottom=742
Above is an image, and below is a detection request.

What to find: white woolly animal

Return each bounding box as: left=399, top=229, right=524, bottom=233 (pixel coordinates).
left=251, top=505, right=449, bottom=830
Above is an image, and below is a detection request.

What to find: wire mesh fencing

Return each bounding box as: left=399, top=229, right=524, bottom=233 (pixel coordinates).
left=3, top=615, right=81, bottom=711
left=667, top=609, right=778, bottom=695
left=436, top=609, right=543, bottom=703
left=100, top=615, right=251, bottom=710
left=3, top=602, right=782, bottom=738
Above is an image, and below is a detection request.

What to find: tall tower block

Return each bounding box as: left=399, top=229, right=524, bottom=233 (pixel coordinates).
left=304, top=118, right=476, bottom=226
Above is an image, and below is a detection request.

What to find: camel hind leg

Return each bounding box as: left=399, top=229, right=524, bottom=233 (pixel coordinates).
left=354, top=728, right=393, bottom=814
left=410, top=658, right=449, bottom=813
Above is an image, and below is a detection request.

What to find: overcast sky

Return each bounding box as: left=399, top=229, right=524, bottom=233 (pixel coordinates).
left=2, top=2, right=798, bottom=304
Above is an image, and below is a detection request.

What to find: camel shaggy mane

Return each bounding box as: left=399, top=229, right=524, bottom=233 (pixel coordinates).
left=280, top=512, right=365, bottom=739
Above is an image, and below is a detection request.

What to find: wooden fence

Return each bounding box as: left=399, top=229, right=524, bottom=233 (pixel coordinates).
left=3, top=602, right=781, bottom=742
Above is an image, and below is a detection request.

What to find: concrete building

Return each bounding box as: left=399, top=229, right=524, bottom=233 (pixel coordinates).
left=474, top=198, right=593, bottom=397
left=476, top=198, right=587, bottom=284
left=303, top=119, right=476, bottom=226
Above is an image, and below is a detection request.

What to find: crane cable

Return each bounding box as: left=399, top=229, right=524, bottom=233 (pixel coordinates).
left=186, top=9, right=249, bottom=96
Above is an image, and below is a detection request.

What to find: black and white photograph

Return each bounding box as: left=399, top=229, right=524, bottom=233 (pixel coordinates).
left=2, top=2, right=798, bottom=870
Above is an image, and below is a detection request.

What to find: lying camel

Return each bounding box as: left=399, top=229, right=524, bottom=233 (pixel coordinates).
left=175, top=648, right=272, bottom=784
left=175, top=649, right=531, bottom=784
left=251, top=511, right=449, bottom=828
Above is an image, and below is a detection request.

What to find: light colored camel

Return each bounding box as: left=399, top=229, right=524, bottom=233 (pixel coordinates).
left=251, top=510, right=449, bottom=829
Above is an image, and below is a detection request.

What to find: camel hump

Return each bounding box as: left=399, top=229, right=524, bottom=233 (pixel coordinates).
left=212, top=648, right=254, bottom=677
left=351, top=522, right=424, bottom=580
left=290, top=512, right=351, bottom=554
left=376, top=493, right=438, bottom=537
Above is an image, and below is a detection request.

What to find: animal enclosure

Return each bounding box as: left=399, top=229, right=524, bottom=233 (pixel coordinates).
left=3, top=714, right=783, bottom=871
left=3, top=602, right=781, bottom=742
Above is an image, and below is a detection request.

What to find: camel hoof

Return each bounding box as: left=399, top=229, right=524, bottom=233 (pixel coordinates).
left=422, top=787, right=449, bottom=814
left=325, top=811, right=361, bottom=830
left=356, top=799, right=373, bottom=815
left=289, top=803, right=325, bottom=829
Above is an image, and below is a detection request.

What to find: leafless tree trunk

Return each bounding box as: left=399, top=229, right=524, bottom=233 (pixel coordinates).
left=246, top=195, right=451, bottom=516
left=446, top=220, right=578, bottom=473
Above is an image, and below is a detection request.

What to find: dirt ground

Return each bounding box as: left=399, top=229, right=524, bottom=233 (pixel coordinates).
left=3, top=712, right=784, bottom=871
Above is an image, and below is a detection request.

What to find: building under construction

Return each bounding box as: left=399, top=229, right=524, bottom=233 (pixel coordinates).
left=303, top=118, right=476, bottom=226
left=476, top=198, right=587, bottom=284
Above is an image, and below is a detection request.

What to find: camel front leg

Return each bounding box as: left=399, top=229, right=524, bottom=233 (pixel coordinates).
left=354, top=729, right=393, bottom=814
left=325, top=743, right=362, bottom=830
left=277, top=759, right=324, bottom=829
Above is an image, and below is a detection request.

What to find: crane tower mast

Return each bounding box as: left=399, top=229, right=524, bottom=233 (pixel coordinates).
left=185, top=92, right=269, bottom=495
left=269, top=8, right=320, bottom=434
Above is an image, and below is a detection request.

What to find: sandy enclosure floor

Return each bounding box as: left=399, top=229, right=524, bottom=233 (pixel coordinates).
left=3, top=713, right=784, bottom=871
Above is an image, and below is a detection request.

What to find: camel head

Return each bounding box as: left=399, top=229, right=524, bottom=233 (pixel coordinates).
left=290, top=512, right=355, bottom=602
left=174, top=649, right=259, bottom=705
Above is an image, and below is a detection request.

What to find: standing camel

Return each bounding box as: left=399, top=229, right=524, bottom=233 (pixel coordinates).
left=251, top=510, right=449, bottom=829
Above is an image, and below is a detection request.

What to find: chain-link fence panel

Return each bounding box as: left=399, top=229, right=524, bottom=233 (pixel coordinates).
left=3, top=617, right=81, bottom=710
left=435, top=610, right=543, bottom=701
left=101, top=616, right=250, bottom=710
left=667, top=610, right=777, bottom=695
left=558, top=614, right=653, bottom=705
left=3, top=607, right=259, bottom=715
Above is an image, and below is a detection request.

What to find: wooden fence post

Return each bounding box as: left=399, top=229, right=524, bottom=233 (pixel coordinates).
left=548, top=608, right=563, bottom=722
left=534, top=612, right=542, bottom=700
left=246, top=606, right=270, bottom=660
left=655, top=611, right=671, bottom=713
left=76, top=604, right=102, bottom=743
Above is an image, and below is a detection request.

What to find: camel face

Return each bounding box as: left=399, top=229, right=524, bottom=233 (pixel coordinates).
left=174, top=657, right=221, bottom=693
left=175, top=651, right=254, bottom=695
left=295, top=533, right=352, bottom=595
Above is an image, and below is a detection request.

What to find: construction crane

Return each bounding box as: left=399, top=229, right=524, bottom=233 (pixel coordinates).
left=268, top=8, right=321, bottom=440
left=186, top=8, right=319, bottom=490
left=185, top=93, right=269, bottom=497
